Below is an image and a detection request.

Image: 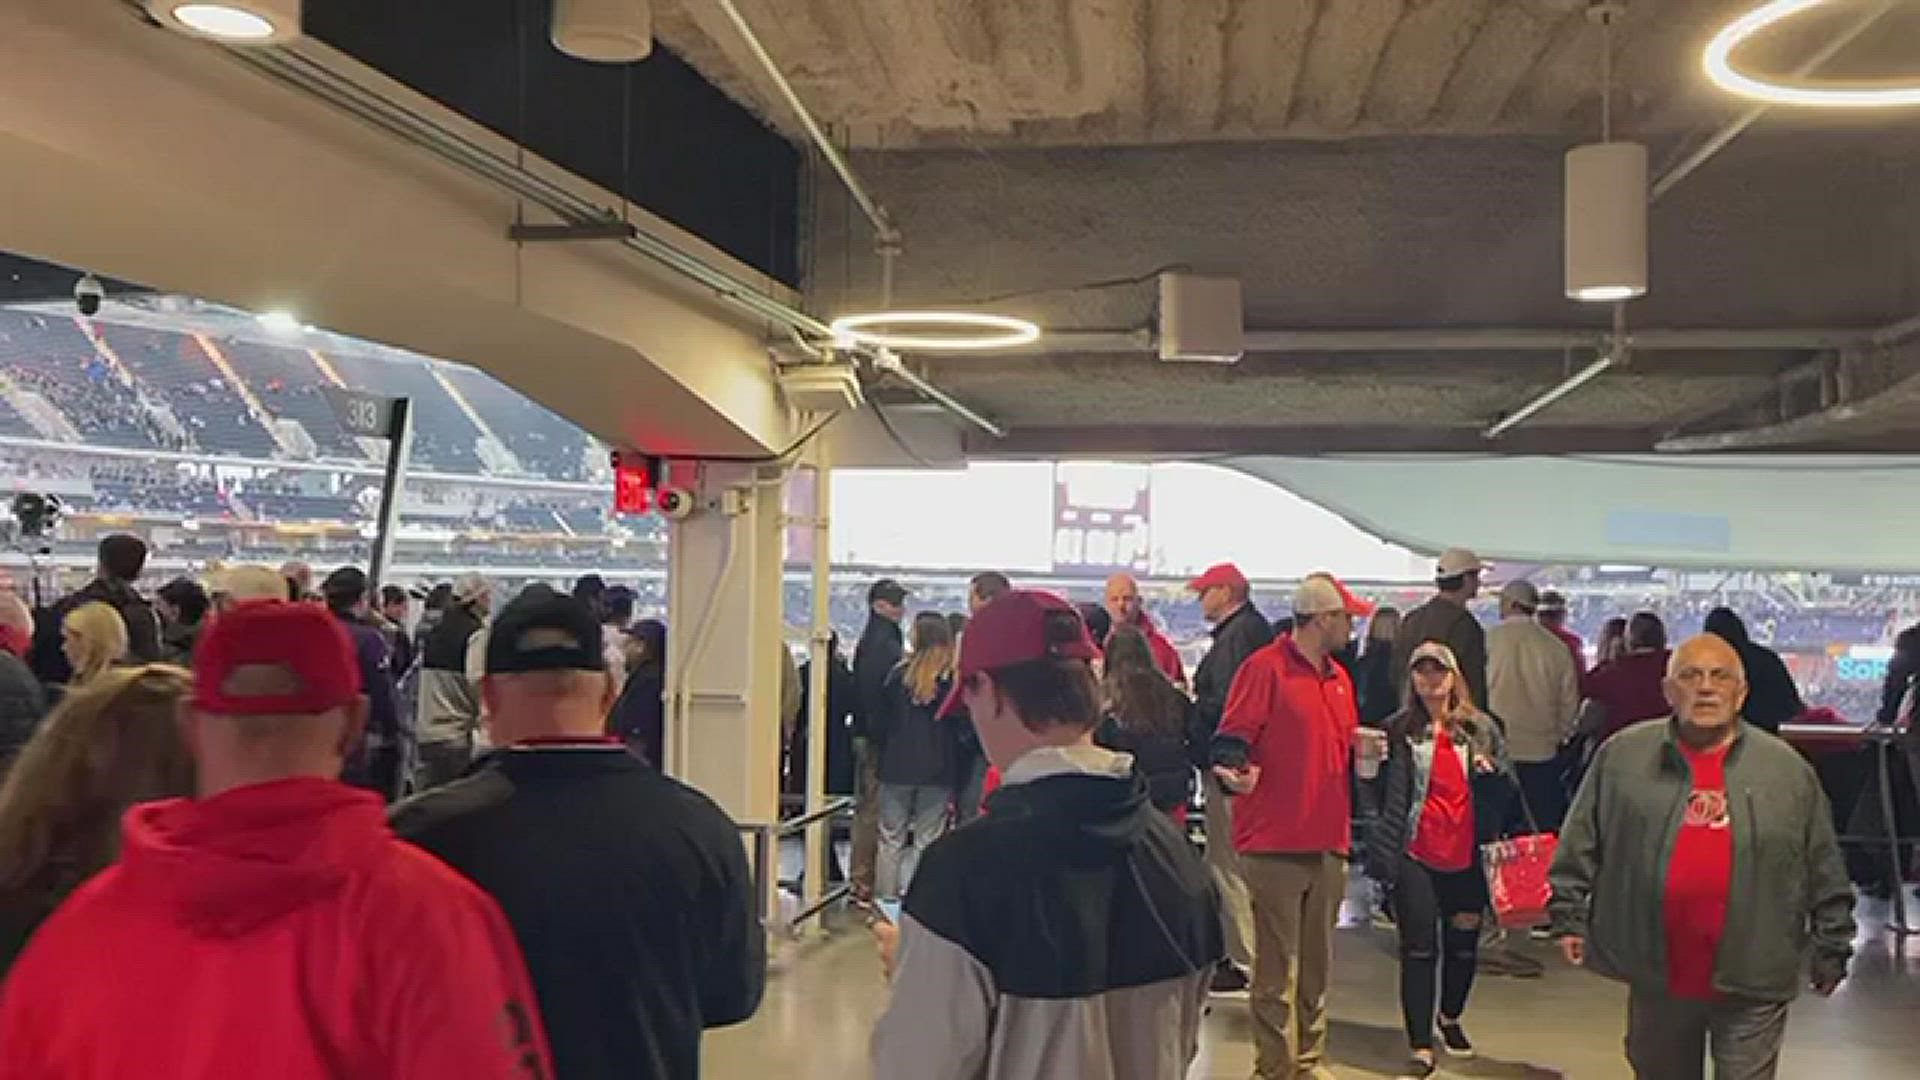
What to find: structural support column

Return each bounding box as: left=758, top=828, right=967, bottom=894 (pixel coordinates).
left=664, top=460, right=789, bottom=924
left=800, top=427, right=833, bottom=931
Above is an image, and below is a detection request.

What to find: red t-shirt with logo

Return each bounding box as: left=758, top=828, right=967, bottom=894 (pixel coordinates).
left=1665, top=740, right=1734, bottom=999
left=1409, top=738, right=1475, bottom=872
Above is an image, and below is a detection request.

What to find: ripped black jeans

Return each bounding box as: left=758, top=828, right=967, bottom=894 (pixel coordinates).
left=1394, top=854, right=1488, bottom=1050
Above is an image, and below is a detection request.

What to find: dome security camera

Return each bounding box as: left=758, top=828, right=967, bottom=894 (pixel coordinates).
left=74, top=274, right=104, bottom=317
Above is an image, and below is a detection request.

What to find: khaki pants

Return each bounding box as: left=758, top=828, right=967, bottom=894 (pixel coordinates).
left=1244, top=851, right=1347, bottom=1079
left=848, top=741, right=881, bottom=901
left=1203, top=775, right=1258, bottom=967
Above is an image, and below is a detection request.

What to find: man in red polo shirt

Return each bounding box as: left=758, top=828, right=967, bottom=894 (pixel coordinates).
left=1213, top=574, right=1377, bottom=1080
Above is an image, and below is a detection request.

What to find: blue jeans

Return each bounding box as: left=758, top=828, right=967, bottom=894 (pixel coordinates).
left=876, top=782, right=949, bottom=900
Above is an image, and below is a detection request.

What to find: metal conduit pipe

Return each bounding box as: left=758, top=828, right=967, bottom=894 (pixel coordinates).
left=870, top=351, right=1006, bottom=438
left=230, top=46, right=836, bottom=339
left=710, top=0, right=897, bottom=246
left=218, top=43, right=1007, bottom=440
left=1872, top=311, right=1920, bottom=348
left=1029, top=327, right=1870, bottom=355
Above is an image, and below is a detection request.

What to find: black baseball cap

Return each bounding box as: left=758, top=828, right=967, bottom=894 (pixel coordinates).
left=321, top=566, right=369, bottom=604
left=868, top=579, right=910, bottom=605
left=485, top=591, right=606, bottom=675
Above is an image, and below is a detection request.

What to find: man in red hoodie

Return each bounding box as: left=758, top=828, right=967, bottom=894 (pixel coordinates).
left=0, top=600, right=552, bottom=1080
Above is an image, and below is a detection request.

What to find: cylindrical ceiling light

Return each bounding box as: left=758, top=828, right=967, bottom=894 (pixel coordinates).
left=552, top=0, right=653, bottom=63
left=1565, top=141, right=1648, bottom=303
left=145, top=0, right=301, bottom=45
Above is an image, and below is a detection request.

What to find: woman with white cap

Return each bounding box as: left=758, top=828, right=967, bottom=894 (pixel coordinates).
left=1366, top=641, right=1512, bottom=1079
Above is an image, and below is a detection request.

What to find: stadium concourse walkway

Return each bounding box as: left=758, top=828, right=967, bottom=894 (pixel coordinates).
left=706, top=885, right=1920, bottom=1079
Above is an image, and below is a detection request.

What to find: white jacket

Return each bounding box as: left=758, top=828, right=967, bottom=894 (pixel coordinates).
left=1486, top=617, right=1581, bottom=764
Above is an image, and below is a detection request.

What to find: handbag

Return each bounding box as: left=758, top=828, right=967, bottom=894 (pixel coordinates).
left=1481, top=771, right=1557, bottom=929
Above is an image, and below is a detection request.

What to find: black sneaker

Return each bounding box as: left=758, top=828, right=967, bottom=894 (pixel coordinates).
left=1209, top=960, right=1250, bottom=995
left=1399, top=1053, right=1438, bottom=1078
left=1438, top=1018, right=1475, bottom=1058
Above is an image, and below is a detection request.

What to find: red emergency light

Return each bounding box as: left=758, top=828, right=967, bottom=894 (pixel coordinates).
left=612, top=452, right=659, bottom=515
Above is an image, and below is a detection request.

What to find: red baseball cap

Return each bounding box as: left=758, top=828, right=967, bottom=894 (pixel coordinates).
left=1187, top=562, right=1249, bottom=593
left=935, top=590, right=1099, bottom=719
left=192, top=600, right=362, bottom=716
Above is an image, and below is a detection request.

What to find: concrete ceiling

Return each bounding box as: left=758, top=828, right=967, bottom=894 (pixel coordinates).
left=665, top=0, right=1920, bottom=456
left=658, top=0, right=1920, bottom=146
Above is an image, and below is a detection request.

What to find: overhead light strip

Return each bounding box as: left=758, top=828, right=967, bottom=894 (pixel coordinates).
left=1704, top=0, right=1918, bottom=107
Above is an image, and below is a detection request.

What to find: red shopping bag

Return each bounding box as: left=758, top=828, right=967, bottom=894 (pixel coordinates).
left=1481, top=833, right=1558, bottom=930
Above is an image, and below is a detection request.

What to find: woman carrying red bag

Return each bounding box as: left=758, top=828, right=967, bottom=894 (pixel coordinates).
left=1366, top=641, right=1513, bottom=1080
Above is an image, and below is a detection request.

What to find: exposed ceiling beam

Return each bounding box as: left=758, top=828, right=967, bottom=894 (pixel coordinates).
left=1658, top=340, right=1920, bottom=452
left=1019, top=326, right=1869, bottom=356
left=969, top=423, right=1670, bottom=457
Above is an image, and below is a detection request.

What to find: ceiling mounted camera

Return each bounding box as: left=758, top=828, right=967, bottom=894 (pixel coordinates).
left=74, top=274, right=104, bottom=317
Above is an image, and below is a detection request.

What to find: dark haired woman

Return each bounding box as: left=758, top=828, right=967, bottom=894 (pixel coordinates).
left=1097, top=625, right=1194, bottom=822
left=872, top=612, right=958, bottom=901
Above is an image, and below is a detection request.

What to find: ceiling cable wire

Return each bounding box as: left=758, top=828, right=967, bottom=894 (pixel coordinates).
left=948, top=264, right=1195, bottom=309
left=1600, top=6, right=1614, bottom=142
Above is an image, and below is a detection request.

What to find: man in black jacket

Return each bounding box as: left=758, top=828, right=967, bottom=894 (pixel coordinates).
left=393, top=591, right=763, bottom=1080
left=849, top=578, right=909, bottom=905
left=29, top=534, right=160, bottom=685
left=1185, top=561, right=1273, bottom=993
left=1702, top=608, right=1803, bottom=735
left=1395, top=548, right=1490, bottom=711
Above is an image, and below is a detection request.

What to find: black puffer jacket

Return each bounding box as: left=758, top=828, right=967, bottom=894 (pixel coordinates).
left=850, top=615, right=904, bottom=742
left=1095, top=715, right=1195, bottom=813
left=1187, top=603, right=1274, bottom=769
left=29, top=578, right=161, bottom=686
left=872, top=668, right=957, bottom=788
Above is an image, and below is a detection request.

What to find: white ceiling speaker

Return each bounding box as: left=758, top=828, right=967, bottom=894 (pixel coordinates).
left=552, top=0, right=653, bottom=63
left=146, top=0, right=301, bottom=45
left=1157, top=272, right=1244, bottom=363
left=1565, top=141, right=1648, bottom=303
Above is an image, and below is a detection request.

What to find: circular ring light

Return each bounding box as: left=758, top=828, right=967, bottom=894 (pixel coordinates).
left=829, top=311, right=1041, bottom=352
left=147, top=1, right=302, bottom=45
left=1705, top=0, right=1920, bottom=107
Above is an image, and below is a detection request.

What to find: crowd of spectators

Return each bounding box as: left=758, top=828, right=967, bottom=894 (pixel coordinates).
left=1, top=365, right=185, bottom=452
left=0, top=307, right=610, bottom=485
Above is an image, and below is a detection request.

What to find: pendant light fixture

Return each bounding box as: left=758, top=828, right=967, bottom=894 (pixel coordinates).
left=551, top=0, right=653, bottom=64
left=1706, top=0, right=1920, bottom=107
left=1565, top=2, right=1648, bottom=304
left=146, top=0, right=301, bottom=44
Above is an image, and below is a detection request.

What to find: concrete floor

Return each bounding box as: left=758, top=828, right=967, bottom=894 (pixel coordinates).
left=707, top=891, right=1920, bottom=1079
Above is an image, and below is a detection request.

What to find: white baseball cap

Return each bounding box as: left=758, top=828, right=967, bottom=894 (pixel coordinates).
left=1408, top=640, right=1463, bottom=674
left=206, top=564, right=289, bottom=602
left=1292, top=573, right=1376, bottom=617
left=1435, top=548, right=1487, bottom=578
